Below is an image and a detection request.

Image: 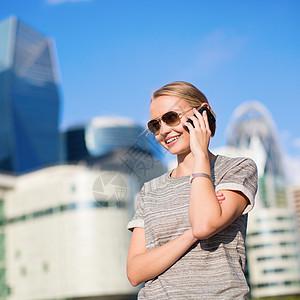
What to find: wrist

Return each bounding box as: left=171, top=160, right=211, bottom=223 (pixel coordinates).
left=193, top=159, right=211, bottom=175
left=184, top=228, right=198, bottom=244
left=193, top=152, right=209, bottom=164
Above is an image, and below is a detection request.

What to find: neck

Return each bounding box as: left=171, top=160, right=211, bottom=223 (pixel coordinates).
left=171, top=151, right=216, bottom=178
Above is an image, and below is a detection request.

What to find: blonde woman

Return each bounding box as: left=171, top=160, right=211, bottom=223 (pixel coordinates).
left=127, top=81, right=257, bottom=299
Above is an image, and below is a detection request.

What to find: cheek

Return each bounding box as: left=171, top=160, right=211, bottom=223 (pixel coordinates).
left=155, top=135, right=164, bottom=144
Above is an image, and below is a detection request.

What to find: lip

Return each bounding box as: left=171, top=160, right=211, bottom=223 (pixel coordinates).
left=165, top=135, right=181, bottom=147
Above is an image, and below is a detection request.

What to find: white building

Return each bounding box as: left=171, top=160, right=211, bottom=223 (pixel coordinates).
left=288, top=185, right=300, bottom=243
left=222, top=101, right=300, bottom=298
left=0, top=173, right=15, bottom=299
left=2, top=165, right=138, bottom=300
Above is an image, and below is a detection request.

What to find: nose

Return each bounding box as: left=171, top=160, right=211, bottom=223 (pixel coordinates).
left=159, top=120, right=172, bottom=135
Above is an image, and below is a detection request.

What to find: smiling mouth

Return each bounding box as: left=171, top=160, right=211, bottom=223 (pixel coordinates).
left=166, top=136, right=180, bottom=144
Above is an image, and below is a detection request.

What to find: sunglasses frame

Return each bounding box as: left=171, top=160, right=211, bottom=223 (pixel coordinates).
left=147, top=107, right=197, bottom=135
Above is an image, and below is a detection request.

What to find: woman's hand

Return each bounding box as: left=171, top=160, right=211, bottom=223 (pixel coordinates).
left=216, top=191, right=225, bottom=204
left=127, top=227, right=198, bottom=286
left=184, top=107, right=211, bottom=158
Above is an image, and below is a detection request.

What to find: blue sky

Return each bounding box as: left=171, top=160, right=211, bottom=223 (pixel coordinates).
left=1, top=0, right=300, bottom=183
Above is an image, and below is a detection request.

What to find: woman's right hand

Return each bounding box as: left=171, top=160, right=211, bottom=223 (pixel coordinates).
left=127, top=227, right=198, bottom=287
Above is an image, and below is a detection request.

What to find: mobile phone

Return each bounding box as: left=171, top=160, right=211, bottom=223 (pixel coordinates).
left=186, top=106, right=216, bottom=131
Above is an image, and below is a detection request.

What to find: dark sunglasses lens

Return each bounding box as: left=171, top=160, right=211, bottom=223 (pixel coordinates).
left=148, top=120, right=160, bottom=135
left=162, top=111, right=181, bottom=126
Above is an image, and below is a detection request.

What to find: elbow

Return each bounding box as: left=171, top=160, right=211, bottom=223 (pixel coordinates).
left=128, top=278, right=140, bottom=287
left=191, top=224, right=214, bottom=240
left=127, top=266, right=141, bottom=287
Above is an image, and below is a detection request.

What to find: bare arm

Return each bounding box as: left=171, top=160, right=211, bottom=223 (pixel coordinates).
left=189, top=156, right=248, bottom=239
left=185, top=108, right=248, bottom=239
left=127, top=227, right=197, bottom=287
left=127, top=191, right=225, bottom=286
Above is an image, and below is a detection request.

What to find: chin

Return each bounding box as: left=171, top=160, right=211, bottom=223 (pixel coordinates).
left=167, top=145, right=190, bottom=156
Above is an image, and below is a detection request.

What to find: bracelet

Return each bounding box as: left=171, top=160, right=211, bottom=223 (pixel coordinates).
left=189, top=172, right=212, bottom=183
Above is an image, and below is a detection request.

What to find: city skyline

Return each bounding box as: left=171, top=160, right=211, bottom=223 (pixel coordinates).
left=1, top=0, right=299, bottom=184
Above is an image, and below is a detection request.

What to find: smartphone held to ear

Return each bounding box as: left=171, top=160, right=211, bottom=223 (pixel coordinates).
left=186, top=107, right=216, bottom=132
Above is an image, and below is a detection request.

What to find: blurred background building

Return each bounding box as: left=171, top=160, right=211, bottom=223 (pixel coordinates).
left=288, top=186, right=300, bottom=243
left=0, top=16, right=61, bottom=174
left=214, top=101, right=300, bottom=298
left=63, top=116, right=166, bottom=187
left=0, top=173, right=15, bottom=299
left=3, top=166, right=136, bottom=300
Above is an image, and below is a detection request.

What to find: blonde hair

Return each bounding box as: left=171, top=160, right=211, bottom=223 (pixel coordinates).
left=151, top=81, right=216, bottom=136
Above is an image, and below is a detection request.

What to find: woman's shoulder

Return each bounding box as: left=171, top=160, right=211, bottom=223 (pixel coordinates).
left=213, top=154, right=257, bottom=172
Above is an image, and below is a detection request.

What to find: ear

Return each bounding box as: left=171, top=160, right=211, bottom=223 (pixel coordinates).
left=200, top=103, right=209, bottom=109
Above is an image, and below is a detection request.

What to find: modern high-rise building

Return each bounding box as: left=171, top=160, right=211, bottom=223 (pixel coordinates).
left=0, top=16, right=61, bottom=174
left=64, top=116, right=166, bottom=186
left=226, top=101, right=300, bottom=298
left=64, top=116, right=163, bottom=162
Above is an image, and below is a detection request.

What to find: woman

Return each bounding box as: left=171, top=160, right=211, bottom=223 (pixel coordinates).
left=127, top=81, right=258, bottom=299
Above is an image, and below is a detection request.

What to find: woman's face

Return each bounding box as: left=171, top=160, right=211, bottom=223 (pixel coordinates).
left=149, top=95, right=194, bottom=156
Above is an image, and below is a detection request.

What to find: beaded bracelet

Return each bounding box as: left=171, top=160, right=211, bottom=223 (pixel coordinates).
left=189, top=172, right=212, bottom=183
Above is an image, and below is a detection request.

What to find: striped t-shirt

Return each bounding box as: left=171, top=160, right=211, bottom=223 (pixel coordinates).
left=128, top=155, right=258, bottom=300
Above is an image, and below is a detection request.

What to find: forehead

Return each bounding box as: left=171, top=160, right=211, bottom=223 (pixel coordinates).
left=150, top=96, right=190, bottom=118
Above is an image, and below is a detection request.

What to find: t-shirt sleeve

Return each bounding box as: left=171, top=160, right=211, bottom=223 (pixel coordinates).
left=127, top=185, right=145, bottom=231
left=215, top=158, right=258, bottom=214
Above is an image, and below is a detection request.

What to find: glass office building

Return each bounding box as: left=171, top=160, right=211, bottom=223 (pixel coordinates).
left=0, top=16, right=61, bottom=174
left=64, top=116, right=166, bottom=186
left=226, top=101, right=300, bottom=298
left=65, top=116, right=163, bottom=161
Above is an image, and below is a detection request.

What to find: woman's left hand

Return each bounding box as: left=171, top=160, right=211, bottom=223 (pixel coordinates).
left=184, top=107, right=211, bottom=157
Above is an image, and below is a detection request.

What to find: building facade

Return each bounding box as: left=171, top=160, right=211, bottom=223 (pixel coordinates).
left=226, top=101, right=300, bottom=298
left=288, top=185, right=300, bottom=244
left=0, top=16, right=61, bottom=174
left=64, top=116, right=163, bottom=162
left=2, top=165, right=138, bottom=300
left=64, top=116, right=166, bottom=187
left=0, top=173, right=15, bottom=299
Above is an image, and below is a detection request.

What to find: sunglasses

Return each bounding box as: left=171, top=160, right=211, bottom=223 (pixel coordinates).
left=147, top=107, right=195, bottom=135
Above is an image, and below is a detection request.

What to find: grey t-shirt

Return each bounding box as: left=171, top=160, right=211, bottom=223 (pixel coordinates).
left=128, top=155, right=258, bottom=300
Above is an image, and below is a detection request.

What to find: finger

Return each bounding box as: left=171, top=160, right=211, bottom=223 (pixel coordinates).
left=202, top=110, right=211, bottom=133
left=185, top=114, right=200, bottom=131
left=184, top=121, right=194, bottom=132
left=216, top=192, right=225, bottom=201
left=193, top=108, right=206, bottom=131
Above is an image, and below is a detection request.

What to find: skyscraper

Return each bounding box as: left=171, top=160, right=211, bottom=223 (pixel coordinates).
left=226, top=101, right=300, bottom=298
left=0, top=16, right=61, bottom=174
left=64, top=116, right=166, bottom=186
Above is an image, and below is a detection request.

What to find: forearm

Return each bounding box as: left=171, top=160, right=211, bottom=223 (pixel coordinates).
left=127, top=229, right=197, bottom=286
left=189, top=154, right=222, bottom=239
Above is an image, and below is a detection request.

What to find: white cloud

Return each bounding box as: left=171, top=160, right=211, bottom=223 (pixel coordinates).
left=46, top=0, right=90, bottom=4
left=196, top=30, right=248, bottom=73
